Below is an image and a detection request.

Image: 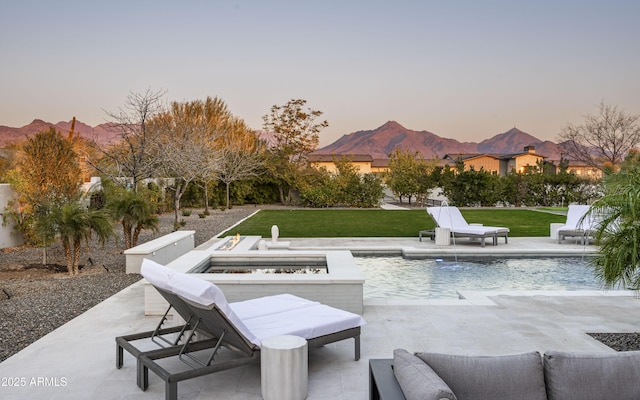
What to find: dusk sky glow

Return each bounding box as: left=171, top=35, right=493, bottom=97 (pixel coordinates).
left=1, top=0, right=639, bottom=146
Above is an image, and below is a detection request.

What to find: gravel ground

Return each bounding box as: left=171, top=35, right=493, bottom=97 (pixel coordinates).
left=0, top=205, right=637, bottom=362
left=0, top=206, right=259, bottom=362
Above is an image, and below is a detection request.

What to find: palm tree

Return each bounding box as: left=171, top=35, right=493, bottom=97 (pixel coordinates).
left=44, top=202, right=114, bottom=275
left=588, top=151, right=640, bottom=289
left=108, top=190, right=159, bottom=249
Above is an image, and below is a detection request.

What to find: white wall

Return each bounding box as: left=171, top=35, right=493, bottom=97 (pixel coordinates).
left=0, top=184, right=24, bottom=248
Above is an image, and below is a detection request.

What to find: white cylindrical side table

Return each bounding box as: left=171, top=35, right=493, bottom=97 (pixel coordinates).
left=261, top=335, right=308, bottom=400
left=550, top=223, right=564, bottom=240
left=434, top=227, right=451, bottom=246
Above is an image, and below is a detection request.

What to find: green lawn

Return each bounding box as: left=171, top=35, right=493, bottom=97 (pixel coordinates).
left=220, top=209, right=566, bottom=238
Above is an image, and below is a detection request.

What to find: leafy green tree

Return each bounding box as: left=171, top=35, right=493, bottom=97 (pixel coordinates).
left=357, top=172, right=385, bottom=208
left=262, top=99, right=328, bottom=205
left=298, top=166, right=336, bottom=208
left=9, top=128, right=81, bottom=211
left=39, top=201, right=113, bottom=275
left=441, top=166, right=500, bottom=207
left=300, top=159, right=383, bottom=208
left=6, top=128, right=82, bottom=250
left=385, top=148, right=420, bottom=204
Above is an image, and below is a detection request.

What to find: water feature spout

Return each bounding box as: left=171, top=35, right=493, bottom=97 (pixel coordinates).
left=439, top=200, right=457, bottom=262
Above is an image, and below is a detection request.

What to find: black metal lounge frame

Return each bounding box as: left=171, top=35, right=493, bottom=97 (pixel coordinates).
left=139, top=323, right=361, bottom=400
left=118, top=286, right=362, bottom=400
left=116, top=287, right=216, bottom=388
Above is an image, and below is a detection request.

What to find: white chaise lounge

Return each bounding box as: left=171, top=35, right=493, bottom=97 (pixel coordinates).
left=116, top=259, right=365, bottom=400
left=557, top=204, right=598, bottom=244
left=426, top=206, right=509, bottom=247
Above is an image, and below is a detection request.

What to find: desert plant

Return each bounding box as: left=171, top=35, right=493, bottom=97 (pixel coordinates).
left=588, top=151, right=640, bottom=289
left=107, top=188, right=159, bottom=249
left=38, top=201, right=114, bottom=275
left=182, top=209, right=192, bottom=216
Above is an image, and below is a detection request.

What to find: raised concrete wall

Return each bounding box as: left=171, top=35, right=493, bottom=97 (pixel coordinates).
left=124, top=230, right=195, bottom=274
left=143, top=248, right=365, bottom=315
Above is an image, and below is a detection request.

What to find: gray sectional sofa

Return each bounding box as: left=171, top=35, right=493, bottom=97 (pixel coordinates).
left=369, top=348, right=640, bottom=400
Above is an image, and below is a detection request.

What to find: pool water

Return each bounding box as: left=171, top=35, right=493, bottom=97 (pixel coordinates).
left=357, top=256, right=608, bottom=299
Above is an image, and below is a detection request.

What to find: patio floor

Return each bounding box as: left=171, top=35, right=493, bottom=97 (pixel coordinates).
left=1, top=237, right=638, bottom=400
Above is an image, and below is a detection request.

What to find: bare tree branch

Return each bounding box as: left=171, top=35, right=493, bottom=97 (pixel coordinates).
left=87, top=88, right=167, bottom=191
left=559, top=101, right=640, bottom=170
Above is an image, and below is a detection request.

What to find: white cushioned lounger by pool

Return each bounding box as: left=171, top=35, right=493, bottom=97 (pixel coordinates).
left=426, top=206, right=509, bottom=247
left=117, top=259, right=365, bottom=400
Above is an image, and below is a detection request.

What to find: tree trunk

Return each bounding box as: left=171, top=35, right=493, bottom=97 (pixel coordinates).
left=225, top=181, right=230, bottom=210
left=73, top=241, right=81, bottom=275
left=204, top=181, right=209, bottom=213
left=278, top=185, right=286, bottom=205
left=286, top=187, right=293, bottom=205
left=174, top=195, right=180, bottom=228
left=122, top=221, right=132, bottom=249
left=133, top=224, right=142, bottom=247
left=173, top=181, right=184, bottom=228
left=63, top=240, right=73, bottom=276
left=42, top=232, right=47, bottom=265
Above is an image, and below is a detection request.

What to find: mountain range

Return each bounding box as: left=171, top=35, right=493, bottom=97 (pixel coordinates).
left=0, top=119, right=565, bottom=160
left=315, top=121, right=565, bottom=160
left=0, top=119, right=118, bottom=147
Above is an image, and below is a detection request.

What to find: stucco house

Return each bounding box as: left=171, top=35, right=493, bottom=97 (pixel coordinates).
left=308, top=154, right=374, bottom=174
left=443, top=145, right=546, bottom=176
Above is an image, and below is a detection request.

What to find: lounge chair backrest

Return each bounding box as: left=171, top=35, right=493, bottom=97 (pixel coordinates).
left=141, top=259, right=176, bottom=291
left=167, top=271, right=230, bottom=312
left=566, top=205, right=591, bottom=229
left=427, top=206, right=469, bottom=229
left=166, top=270, right=260, bottom=347
left=141, top=259, right=259, bottom=347
left=141, top=259, right=209, bottom=329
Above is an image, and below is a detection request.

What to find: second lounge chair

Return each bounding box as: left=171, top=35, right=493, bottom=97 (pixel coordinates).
left=426, top=206, right=509, bottom=247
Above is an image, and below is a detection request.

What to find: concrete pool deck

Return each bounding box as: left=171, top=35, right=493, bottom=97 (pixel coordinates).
left=1, top=236, right=638, bottom=400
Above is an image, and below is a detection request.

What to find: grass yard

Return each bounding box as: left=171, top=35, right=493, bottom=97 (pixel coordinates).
left=221, top=209, right=566, bottom=238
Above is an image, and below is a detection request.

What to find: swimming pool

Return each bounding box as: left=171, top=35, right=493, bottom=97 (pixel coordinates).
left=357, top=256, right=607, bottom=299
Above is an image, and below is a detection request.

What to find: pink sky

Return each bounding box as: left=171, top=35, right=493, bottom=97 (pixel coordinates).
left=1, top=1, right=638, bottom=146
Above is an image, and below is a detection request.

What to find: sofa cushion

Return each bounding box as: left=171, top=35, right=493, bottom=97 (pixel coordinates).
left=415, top=352, right=546, bottom=400
left=393, top=349, right=456, bottom=400
left=544, top=350, right=640, bottom=400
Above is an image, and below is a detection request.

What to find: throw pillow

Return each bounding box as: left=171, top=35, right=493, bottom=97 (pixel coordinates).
left=416, top=351, right=546, bottom=400
left=393, top=349, right=456, bottom=400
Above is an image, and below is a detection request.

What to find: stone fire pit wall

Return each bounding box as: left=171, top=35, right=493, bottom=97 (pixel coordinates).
left=143, top=246, right=365, bottom=315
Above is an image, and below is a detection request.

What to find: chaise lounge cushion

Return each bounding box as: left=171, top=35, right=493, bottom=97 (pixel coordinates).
left=415, top=352, right=547, bottom=400
left=393, top=349, right=456, bottom=400
left=543, top=350, right=640, bottom=400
